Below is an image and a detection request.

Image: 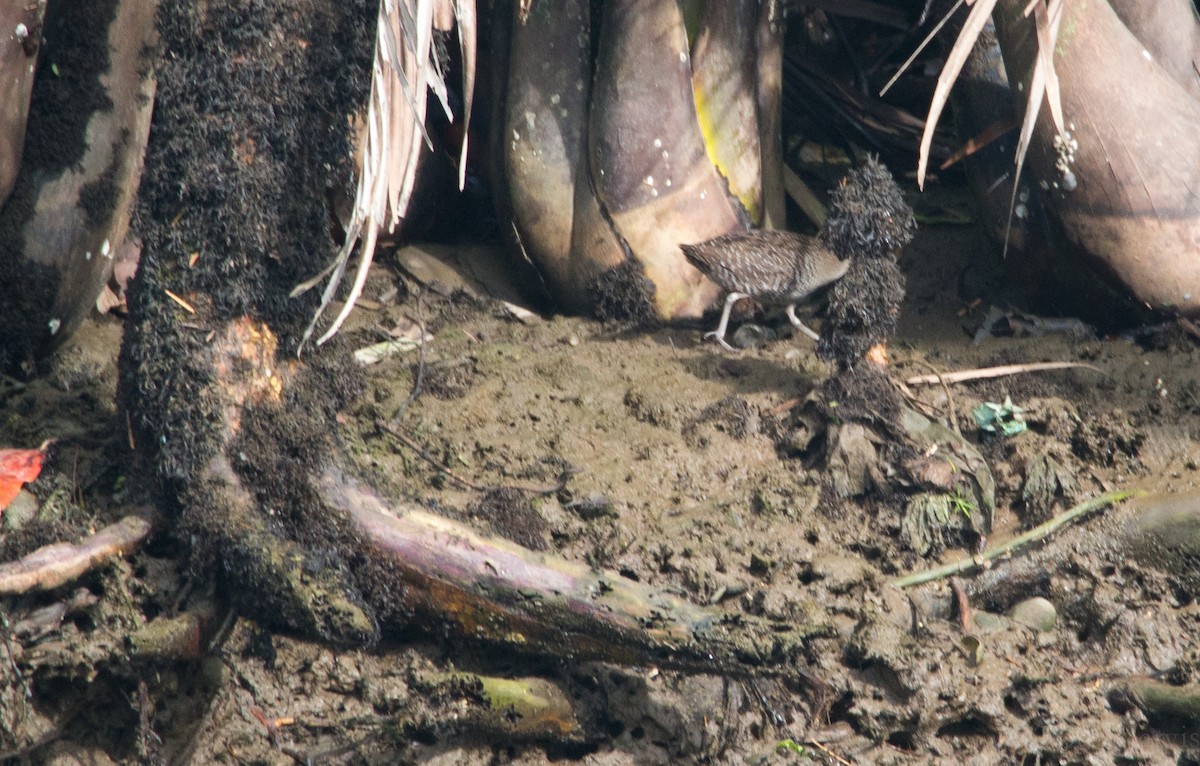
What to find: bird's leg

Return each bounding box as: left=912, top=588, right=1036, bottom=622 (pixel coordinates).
left=704, top=292, right=746, bottom=351
left=786, top=304, right=820, bottom=341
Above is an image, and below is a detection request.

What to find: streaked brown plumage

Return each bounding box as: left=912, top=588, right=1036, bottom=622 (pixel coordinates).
left=681, top=229, right=849, bottom=350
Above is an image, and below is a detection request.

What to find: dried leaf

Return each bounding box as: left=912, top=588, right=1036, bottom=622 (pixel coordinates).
left=0, top=446, right=47, bottom=512
left=917, top=0, right=999, bottom=189
left=1030, top=0, right=1065, bottom=134
left=1004, top=0, right=1063, bottom=254
left=295, top=0, right=481, bottom=350
left=454, top=0, right=476, bottom=190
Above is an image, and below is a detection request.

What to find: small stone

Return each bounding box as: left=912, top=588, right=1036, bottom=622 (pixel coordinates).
left=731, top=323, right=775, bottom=350
left=2, top=489, right=38, bottom=531
left=972, top=611, right=1009, bottom=634
left=1009, top=597, right=1057, bottom=632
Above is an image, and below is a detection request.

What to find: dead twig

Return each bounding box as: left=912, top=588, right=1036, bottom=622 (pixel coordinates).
left=389, top=298, right=428, bottom=425
left=916, top=360, right=961, bottom=437
left=163, top=288, right=196, bottom=314
left=949, top=578, right=973, bottom=632
left=880, top=0, right=965, bottom=98
left=250, top=706, right=294, bottom=750
left=10, top=588, right=98, bottom=641
left=939, top=113, right=1021, bottom=171
left=805, top=738, right=854, bottom=766
left=0, top=513, right=154, bottom=595
left=904, top=361, right=1102, bottom=386
left=766, top=397, right=802, bottom=417
left=376, top=419, right=569, bottom=496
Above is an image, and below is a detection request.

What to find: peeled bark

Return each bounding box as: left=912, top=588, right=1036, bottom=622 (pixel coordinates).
left=691, top=0, right=763, bottom=223
left=498, top=0, right=617, bottom=313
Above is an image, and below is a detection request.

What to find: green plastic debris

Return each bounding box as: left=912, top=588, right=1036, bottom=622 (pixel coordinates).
left=973, top=396, right=1027, bottom=437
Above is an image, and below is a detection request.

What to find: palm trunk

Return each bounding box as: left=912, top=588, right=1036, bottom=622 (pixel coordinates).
left=992, top=0, right=1200, bottom=320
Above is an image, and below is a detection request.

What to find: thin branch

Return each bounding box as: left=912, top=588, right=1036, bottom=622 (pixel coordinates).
left=939, top=114, right=1021, bottom=171
left=891, top=490, right=1136, bottom=588
left=880, top=0, right=965, bottom=97
left=376, top=419, right=569, bottom=496
left=904, top=361, right=1103, bottom=386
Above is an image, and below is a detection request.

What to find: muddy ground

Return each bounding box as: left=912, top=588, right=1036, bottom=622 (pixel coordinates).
left=3, top=213, right=1200, bottom=764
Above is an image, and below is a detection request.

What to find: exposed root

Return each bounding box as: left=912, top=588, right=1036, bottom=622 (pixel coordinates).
left=0, top=512, right=153, bottom=595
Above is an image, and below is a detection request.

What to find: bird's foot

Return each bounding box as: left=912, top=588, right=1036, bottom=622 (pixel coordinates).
left=703, top=330, right=738, bottom=352
left=785, top=306, right=821, bottom=341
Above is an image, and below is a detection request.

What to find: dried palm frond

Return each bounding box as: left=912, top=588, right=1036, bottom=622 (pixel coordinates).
left=784, top=55, right=952, bottom=163
left=293, top=0, right=476, bottom=350
left=914, top=0, right=1001, bottom=190
left=911, top=0, right=1064, bottom=251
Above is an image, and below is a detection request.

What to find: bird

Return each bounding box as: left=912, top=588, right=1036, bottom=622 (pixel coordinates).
left=681, top=229, right=849, bottom=351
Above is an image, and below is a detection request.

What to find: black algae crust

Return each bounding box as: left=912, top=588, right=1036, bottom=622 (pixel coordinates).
left=818, top=157, right=915, bottom=369
left=130, top=0, right=373, bottom=326
left=590, top=259, right=660, bottom=328
left=817, top=363, right=904, bottom=432
left=120, top=0, right=375, bottom=501
left=819, top=258, right=907, bottom=365
left=820, top=156, right=916, bottom=263
left=471, top=487, right=550, bottom=552
left=117, top=0, right=378, bottom=642
left=208, top=351, right=376, bottom=644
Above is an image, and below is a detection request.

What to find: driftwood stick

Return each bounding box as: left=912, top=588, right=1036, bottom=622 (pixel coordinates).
left=904, top=361, right=1103, bottom=386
